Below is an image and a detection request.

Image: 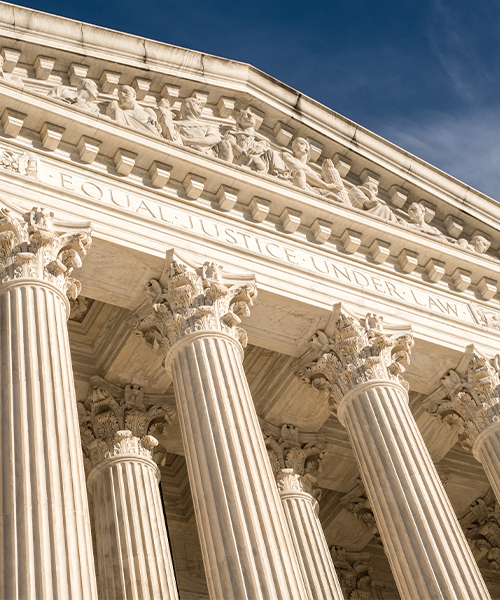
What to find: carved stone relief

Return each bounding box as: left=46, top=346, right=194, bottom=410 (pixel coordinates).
left=340, top=479, right=381, bottom=543
left=106, top=85, right=161, bottom=136
left=460, top=488, right=500, bottom=573
left=0, top=205, right=91, bottom=299
left=48, top=78, right=100, bottom=114
left=69, top=295, right=94, bottom=322
left=78, top=377, right=177, bottom=474
left=292, top=304, right=414, bottom=415
left=427, top=345, right=500, bottom=451
left=263, top=423, right=326, bottom=502
left=331, top=546, right=391, bottom=600
left=469, top=303, right=500, bottom=331
left=131, top=251, right=257, bottom=352
left=1, top=61, right=493, bottom=261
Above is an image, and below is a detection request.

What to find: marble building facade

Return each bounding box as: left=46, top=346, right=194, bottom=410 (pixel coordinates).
left=1, top=3, right=500, bottom=599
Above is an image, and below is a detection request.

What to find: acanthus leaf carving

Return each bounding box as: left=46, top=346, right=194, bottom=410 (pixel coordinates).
left=427, top=344, right=500, bottom=451
left=263, top=423, right=326, bottom=502
left=0, top=204, right=91, bottom=298
left=330, top=546, right=384, bottom=600
left=292, top=304, right=414, bottom=415
left=78, top=376, right=177, bottom=472
left=131, top=252, right=257, bottom=352
left=460, top=488, right=500, bottom=573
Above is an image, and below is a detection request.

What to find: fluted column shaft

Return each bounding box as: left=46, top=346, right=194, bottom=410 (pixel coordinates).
left=474, top=424, right=500, bottom=508
left=169, top=331, right=308, bottom=600
left=279, top=480, right=344, bottom=600
left=338, top=380, right=491, bottom=600
left=0, top=279, right=98, bottom=600
left=87, top=432, right=179, bottom=600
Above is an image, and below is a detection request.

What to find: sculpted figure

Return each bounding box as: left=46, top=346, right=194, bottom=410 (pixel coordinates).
left=282, top=137, right=349, bottom=203
left=171, top=97, right=221, bottom=152
left=457, top=234, right=491, bottom=254
left=348, top=181, right=400, bottom=223
left=107, top=85, right=161, bottom=137
left=48, top=78, right=99, bottom=114
left=157, top=97, right=181, bottom=142
left=219, top=108, right=286, bottom=174
left=0, top=55, right=23, bottom=89
left=406, top=202, right=447, bottom=240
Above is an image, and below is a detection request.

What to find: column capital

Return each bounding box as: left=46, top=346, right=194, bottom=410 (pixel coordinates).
left=460, top=488, right=500, bottom=573
left=427, top=344, right=500, bottom=452
left=264, top=423, right=326, bottom=502
left=131, top=249, right=257, bottom=353
left=0, top=205, right=91, bottom=300
left=330, top=547, right=386, bottom=600
left=79, top=376, right=176, bottom=473
left=292, top=303, right=414, bottom=415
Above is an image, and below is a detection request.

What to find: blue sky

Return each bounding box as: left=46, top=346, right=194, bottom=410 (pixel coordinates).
left=8, top=0, right=500, bottom=199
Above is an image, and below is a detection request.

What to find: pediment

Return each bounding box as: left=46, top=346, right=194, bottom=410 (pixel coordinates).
left=0, top=3, right=499, bottom=313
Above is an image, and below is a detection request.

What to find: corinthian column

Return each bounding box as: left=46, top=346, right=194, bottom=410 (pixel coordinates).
left=264, top=424, right=344, bottom=600
left=0, top=206, right=98, bottom=599
left=428, top=345, right=500, bottom=508
left=80, top=377, right=179, bottom=600
left=132, top=252, right=308, bottom=600
left=293, top=304, right=490, bottom=600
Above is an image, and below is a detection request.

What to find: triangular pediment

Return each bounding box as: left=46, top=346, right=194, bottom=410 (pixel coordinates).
left=0, top=2, right=499, bottom=322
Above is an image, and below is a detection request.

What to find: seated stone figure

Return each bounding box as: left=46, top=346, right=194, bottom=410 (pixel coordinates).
left=48, top=78, right=99, bottom=114
left=456, top=234, right=491, bottom=254
left=406, top=202, right=447, bottom=240
left=282, top=137, right=349, bottom=203
left=0, top=55, right=23, bottom=89
left=169, top=97, right=221, bottom=152
left=348, top=181, right=400, bottom=223
left=219, top=108, right=286, bottom=174
left=107, top=85, right=161, bottom=137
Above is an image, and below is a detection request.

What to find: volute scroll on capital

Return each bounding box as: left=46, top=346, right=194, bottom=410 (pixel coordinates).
left=131, top=249, right=257, bottom=354
left=427, top=344, right=500, bottom=452
left=0, top=203, right=91, bottom=300
left=78, top=376, right=177, bottom=476
left=292, top=303, right=414, bottom=416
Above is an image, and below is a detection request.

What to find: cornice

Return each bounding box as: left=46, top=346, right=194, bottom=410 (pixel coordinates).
left=0, top=0, right=498, bottom=234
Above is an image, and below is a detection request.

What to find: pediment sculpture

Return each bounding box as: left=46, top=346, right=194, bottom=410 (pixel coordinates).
left=106, top=85, right=161, bottom=137
left=40, top=76, right=497, bottom=259
left=348, top=181, right=401, bottom=224
left=48, top=78, right=100, bottom=114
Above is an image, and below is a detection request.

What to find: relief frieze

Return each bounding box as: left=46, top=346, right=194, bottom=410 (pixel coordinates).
left=31, top=165, right=493, bottom=329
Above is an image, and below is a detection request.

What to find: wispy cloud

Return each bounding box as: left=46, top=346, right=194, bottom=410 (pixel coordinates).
left=378, top=107, right=500, bottom=200
left=427, top=0, right=500, bottom=104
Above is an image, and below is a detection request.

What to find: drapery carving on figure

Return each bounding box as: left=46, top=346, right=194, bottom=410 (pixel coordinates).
left=106, top=85, right=161, bottom=136
left=219, top=108, right=287, bottom=174
left=348, top=181, right=401, bottom=223
left=282, top=137, right=350, bottom=203
left=48, top=78, right=99, bottom=114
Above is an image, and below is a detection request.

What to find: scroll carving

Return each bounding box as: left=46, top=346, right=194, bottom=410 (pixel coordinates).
left=292, top=303, right=414, bottom=415
left=0, top=205, right=91, bottom=299
left=78, top=377, right=176, bottom=473
left=131, top=251, right=257, bottom=352
left=263, top=424, right=326, bottom=502
left=427, top=344, right=500, bottom=451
